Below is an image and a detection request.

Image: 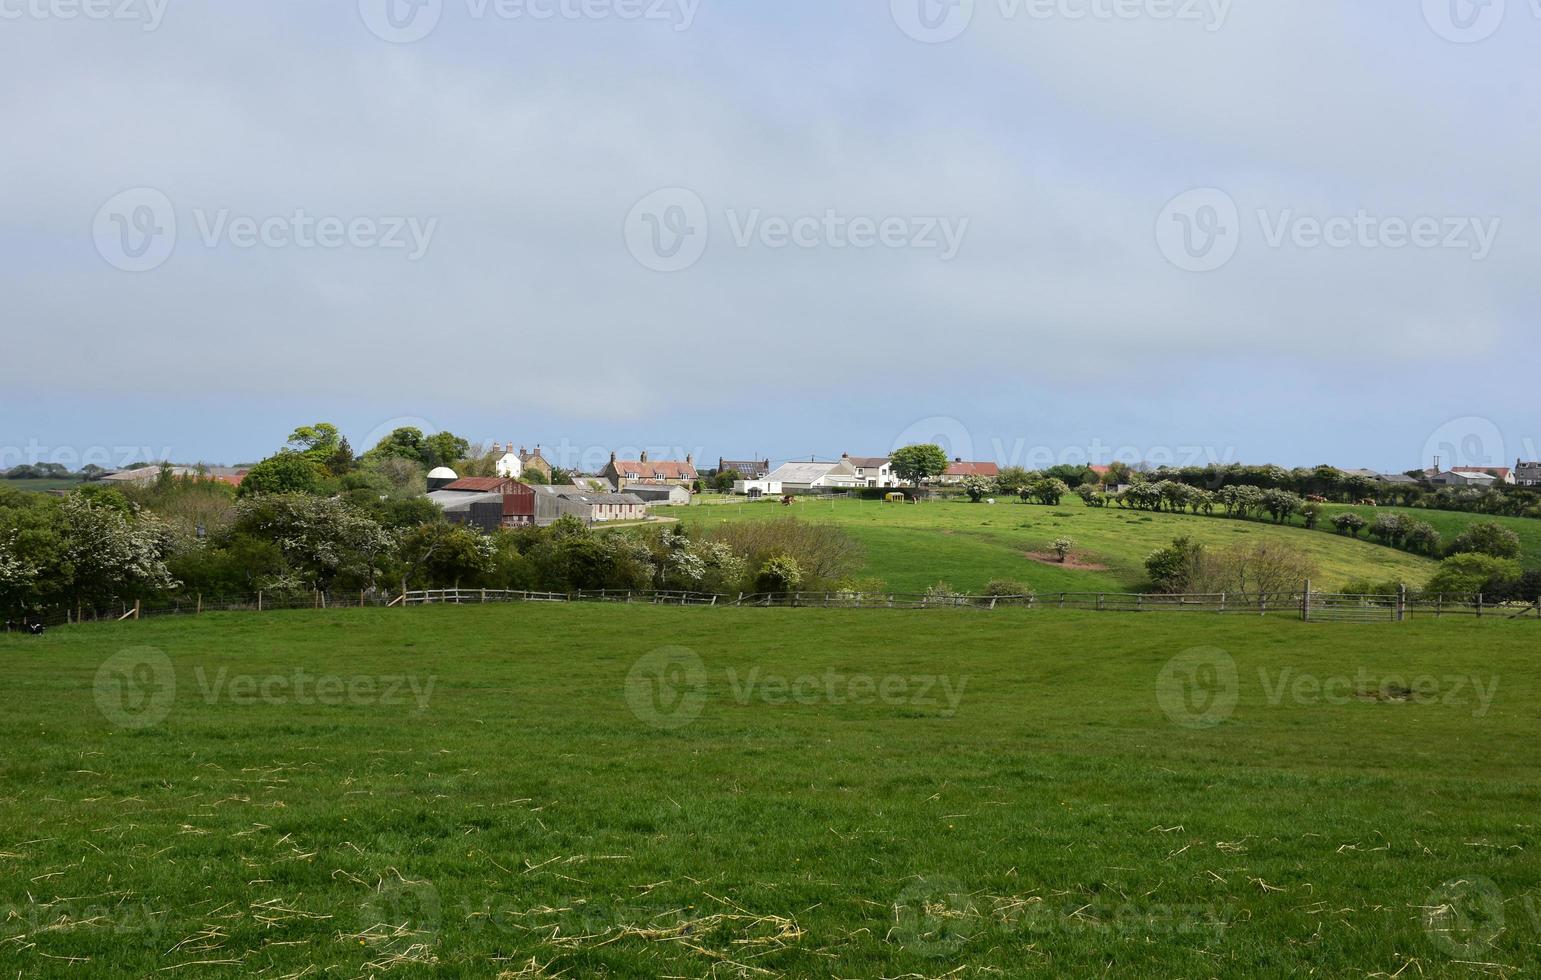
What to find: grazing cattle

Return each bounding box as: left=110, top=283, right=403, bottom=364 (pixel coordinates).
left=1306, top=495, right=1328, bottom=504
left=1358, top=498, right=1378, bottom=507
left=781, top=495, right=796, bottom=506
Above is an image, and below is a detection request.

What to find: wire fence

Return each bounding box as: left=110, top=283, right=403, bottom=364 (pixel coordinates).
left=8, top=586, right=1538, bottom=633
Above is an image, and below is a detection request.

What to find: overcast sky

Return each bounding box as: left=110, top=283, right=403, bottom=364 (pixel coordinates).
left=3, top=0, right=1536, bottom=474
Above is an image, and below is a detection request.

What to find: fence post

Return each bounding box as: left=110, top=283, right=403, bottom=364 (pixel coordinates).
left=1259, top=593, right=1267, bottom=617
left=1220, top=592, right=1226, bottom=613
left=257, top=590, right=263, bottom=612
left=196, top=593, right=203, bottom=615
left=134, top=599, right=142, bottom=620
left=1097, top=594, right=1104, bottom=612
left=1477, top=593, right=1484, bottom=618
left=1301, top=580, right=1310, bottom=622
left=1396, top=584, right=1406, bottom=623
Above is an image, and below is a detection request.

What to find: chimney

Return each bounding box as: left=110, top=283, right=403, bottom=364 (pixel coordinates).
left=640, top=450, right=649, bottom=463
left=609, top=450, right=616, bottom=462
left=686, top=453, right=693, bottom=466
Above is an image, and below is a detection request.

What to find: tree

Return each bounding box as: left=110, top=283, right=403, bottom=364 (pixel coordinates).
left=994, top=467, right=1033, bottom=496
left=1369, top=513, right=1410, bottom=548
left=239, top=453, right=328, bottom=498
left=889, top=444, right=949, bottom=487
left=1104, top=461, right=1133, bottom=487
left=1405, top=521, right=1442, bottom=556
left=365, top=427, right=429, bottom=464
left=287, top=423, right=343, bottom=457
left=1025, top=478, right=1070, bottom=506
left=1449, top=521, right=1522, bottom=560
left=1145, top=536, right=1204, bottom=593
left=423, top=431, right=472, bottom=470
left=1424, top=553, right=1522, bottom=601
left=231, top=494, right=391, bottom=590
left=712, top=469, right=743, bottom=493
left=961, top=476, right=990, bottom=502
left=1051, top=537, right=1074, bottom=563
left=56, top=494, right=178, bottom=611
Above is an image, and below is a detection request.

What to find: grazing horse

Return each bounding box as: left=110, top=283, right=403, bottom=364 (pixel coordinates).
left=780, top=494, right=796, bottom=507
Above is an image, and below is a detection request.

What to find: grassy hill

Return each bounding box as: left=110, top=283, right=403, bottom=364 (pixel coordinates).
left=1, top=605, right=1536, bottom=976
left=0, top=477, right=83, bottom=493
left=1323, top=503, right=1541, bottom=569
left=684, top=497, right=1436, bottom=593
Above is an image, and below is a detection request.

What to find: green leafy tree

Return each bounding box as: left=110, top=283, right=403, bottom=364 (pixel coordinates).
left=755, top=555, right=804, bottom=594
left=1449, top=521, right=1522, bottom=560
left=1332, top=512, right=1368, bottom=537
left=238, top=453, right=329, bottom=498
left=961, top=475, right=991, bottom=502
left=1423, top=553, right=1522, bottom=601
left=423, top=431, right=472, bottom=470
left=889, top=444, right=950, bottom=487
left=365, top=427, right=429, bottom=464
left=993, top=467, right=1033, bottom=496
left=1145, top=536, right=1204, bottom=593
left=712, top=469, right=744, bottom=493
left=1026, top=478, right=1070, bottom=506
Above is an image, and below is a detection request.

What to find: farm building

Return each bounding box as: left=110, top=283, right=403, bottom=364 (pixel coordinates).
left=602, top=451, right=698, bottom=490
left=426, top=466, right=459, bottom=491
left=1517, top=459, right=1541, bottom=487
left=1429, top=470, right=1497, bottom=488
left=741, top=458, right=861, bottom=495
left=1452, top=466, right=1515, bottom=485
left=429, top=479, right=536, bottom=530
left=100, top=465, right=248, bottom=487
left=624, top=482, right=692, bottom=506
left=531, top=485, right=647, bottom=525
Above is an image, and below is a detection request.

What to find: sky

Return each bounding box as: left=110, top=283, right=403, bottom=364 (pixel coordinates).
left=2, top=0, right=1537, bottom=475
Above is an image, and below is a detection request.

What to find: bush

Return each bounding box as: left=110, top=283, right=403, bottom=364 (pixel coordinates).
left=706, top=518, right=862, bottom=589
left=1052, top=537, right=1074, bottom=563
left=1145, top=536, right=1204, bottom=593
left=1448, top=521, right=1522, bottom=560
left=983, top=579, right=1032, bottom=602
left=755, top=555, right=804, bottom=594
left=1423, top=553, right=1522, bottom=601
left=1332, top=512, right=1368, bottom=537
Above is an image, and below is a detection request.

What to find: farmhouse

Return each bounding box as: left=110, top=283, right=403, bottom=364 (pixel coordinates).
left=939, top=459, right=1000, bottom=485
left=602, top=451, right=698, bottom=490
left=494, top=444, right=553, bottom=481
left=1517, top=459, right=1541, bottom=487
left=841, top=454, right=897, bottom=488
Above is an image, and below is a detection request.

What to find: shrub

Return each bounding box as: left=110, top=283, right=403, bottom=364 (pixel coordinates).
left=755, top=555, right=804, bottom=594
left=1187, top=540, right=1319, bottom=596
left=1423, top=553, right=1522, bottom=601
left=1052, top=537, right=1074, bottom=563
left=706, top=518, right=862, bottom=589
left=983, top=579, right=1032, bottom=602
left=961, top=476, right=990, bottom=503
left=1448, top=521, right=1523, bottom=560
left=1332, top=512, right=1367, bottom=537
left=1145, top=536, right=1204, bottom=593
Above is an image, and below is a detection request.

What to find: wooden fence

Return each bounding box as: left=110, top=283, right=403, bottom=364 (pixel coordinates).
left=10, top=586, right=1538, bottom=632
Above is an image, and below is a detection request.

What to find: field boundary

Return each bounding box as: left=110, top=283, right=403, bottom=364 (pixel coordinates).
left=13, top=587, right=1539, bottom=631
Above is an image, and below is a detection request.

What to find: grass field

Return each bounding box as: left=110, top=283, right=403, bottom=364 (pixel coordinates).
left=684, top=497, right=1437, bottom=593
left=0, top=477, right=83, bottom=494
left=2, top=605, right=1537, bottom=977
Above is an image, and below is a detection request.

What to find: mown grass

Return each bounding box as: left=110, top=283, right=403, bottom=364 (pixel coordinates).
left=685, top=497, right=1436, bottom=593
left=1, top=605, right=1537, bottom=977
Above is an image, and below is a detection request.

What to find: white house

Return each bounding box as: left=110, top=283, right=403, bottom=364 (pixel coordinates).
left=493, top=443, right=523, bottom=479
left=842, top=454, right=897, bottom=488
